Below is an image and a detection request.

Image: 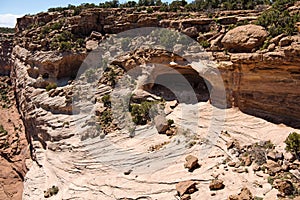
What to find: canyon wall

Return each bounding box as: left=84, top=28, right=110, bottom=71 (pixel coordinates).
left=1, top=5, right=299, bottom=199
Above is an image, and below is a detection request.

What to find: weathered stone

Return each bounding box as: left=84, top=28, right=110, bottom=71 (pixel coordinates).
left=154, top=115, right=169, bottom=134
left=267, top=151, right=276, bottom=161
left=279, top=37, right=293, bottom=47
left=184, top=155, right=200, bottom=171
left=209, top=180, right=225, bottom=190
left=86, top=40, right=98, bottom=51
left=221, top=25, right=268, bottom=52
left=176, top=181, right=197, bottom=196
left=228, top=161, right=236, bottom=167
left=181, top=26, right=198, bottom=38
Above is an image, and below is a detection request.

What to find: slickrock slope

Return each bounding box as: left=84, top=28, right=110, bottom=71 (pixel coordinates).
left=3, top=3, right=300, bottom=200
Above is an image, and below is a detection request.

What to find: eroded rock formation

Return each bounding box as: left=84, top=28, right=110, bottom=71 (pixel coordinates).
left=0, top=3, right=299, bottom=200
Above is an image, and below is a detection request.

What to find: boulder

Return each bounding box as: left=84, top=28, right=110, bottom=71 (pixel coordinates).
left=265, top=160, right=281, bottom=174
left=176, top=181, right=197, bottom=196
left=154, top=115, right=169, bottom=134
left=221, top=25, right=268, bottom=52
left=184, top=155, right=200, bottom=171
left=209, top=179, right=225, bottom=190
left=181, top=26, right=198, bottom=38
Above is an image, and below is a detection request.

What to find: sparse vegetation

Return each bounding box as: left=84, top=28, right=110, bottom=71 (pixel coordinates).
left=0, top=125, right=8, bottom=136
left=46, top=83, right=57, bottom=91
left=256, top=0, right=300, bottom=37
left=0, top=27, right=14, bottom=33
left=199, top=40, right=211, bottom=48
left=129, top=101, right=159, bottom=125
left=44, top=186, right=59, bottom=198
left=101, top=94, right=111, bottom=108
left=285, top=132, right=300, bottom=159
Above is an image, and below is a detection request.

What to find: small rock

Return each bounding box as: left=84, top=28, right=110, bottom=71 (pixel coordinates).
left=283, top=152, right=295, bottom=162
left=209, top=179, right=225, bottom=190
left=124, top=169, right=132, bottom=175
left=176, top=181, right=197, bottom=196
left=279, top=37, right=293, bottom=47
left=265, top=160, right=281, bottom=174
left=245, top=156, right=252, bottom=166
left=252, top=163, right=260, bottom=171
left=86, top=40, right=98, bottom=51
left=228, top=161, right=236, bottom=167
left=267, top=151, right=277, bottom=161
left=226, top=140, right=235, bottom=149
left=184, top=155, right=200, bottom=172
left=275, top=152, right=283, bottom=161
left=267, top=43, right=276, bottom=51
left=235, top=162, right=241, bottom=168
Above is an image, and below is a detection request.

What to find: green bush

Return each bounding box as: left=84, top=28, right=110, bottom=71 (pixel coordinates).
left=44, top=185, right=59, bottom=198
left=285, top=132, right=300, bottom=159
left=46, top=83, right=57, bottom=91
left=0, top=27, right=14, bottom=33
left=256, top=1, right=300, bottom=37
left=50, top=21, right=63, bottom=30
left=100, top=110, right=112, bottom=124
left=167, top=119, right=174, bottom=126
left=59, top=41, right=72, bottom=51
left=102, top=94, right=111, bottom=108
left=130, top=101, right=158, bottom=125
left=0, top=125, right=8, bottom=135
left=146, top=7, right=154, bottom=13
left=199, top=40, right=211, bottom=48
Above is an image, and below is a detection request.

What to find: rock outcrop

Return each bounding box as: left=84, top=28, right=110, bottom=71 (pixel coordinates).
left=0, top=33, right=14, bottom=75
left=221, top=24, right=268, bottom=52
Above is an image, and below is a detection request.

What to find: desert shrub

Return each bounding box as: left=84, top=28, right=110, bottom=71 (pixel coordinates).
left=147, top=7, right=154, bottom=13
left=102, top=94, right=111, bottom=108
left=285, top=132, right=300, bottom=159
left=130, top=101, right=158, bottom=125
left=199, top=40, right=211, bottom=48
left=76, top=38, right=85, bottom=47
left=151, top=29, right=180, bottom=49
left=256, top=0, right=300, bottom=37
left=0, top=27, right=14, bottom=33
left=59, top=41, right=72, bottom=51
left=41, top=26, right=51, bottom=34
left=44, top=185, right=59, bottom=198
left=50, top=21, right=63, bottom=30
left=46, top=83, right=57, bottom=91
left=167, top=119, right=174, bottom=126
left=100, top=110, right=112, bottom=124
left=0, top=125, right=8, bottom=135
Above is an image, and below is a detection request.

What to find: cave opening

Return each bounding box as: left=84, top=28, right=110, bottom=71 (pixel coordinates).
left=144, top=72, right=211, bottom=104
